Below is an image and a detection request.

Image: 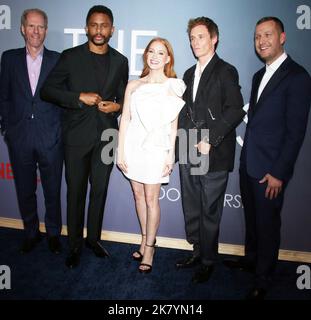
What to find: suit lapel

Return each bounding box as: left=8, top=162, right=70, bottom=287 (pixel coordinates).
left=255, top=57, right=292, bottom=109
left=102, top=46, right=117, bottom=93
left=185, top=66, right=195, bottom=108
left=252, top=69, right=265, bottom=105
left=248, top=68, right=265, bottom=118
left=34, top=47, right=48, bottom=97
left=250, top=57, right=292, bottom=118
left=194, top=54, right=219, bottom=105
left=19, top=48, right=33, bottom=98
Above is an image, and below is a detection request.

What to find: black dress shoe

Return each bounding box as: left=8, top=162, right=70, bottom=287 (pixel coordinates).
left=175, top=255, right=200, bottom=269
left=223, top=259, right=255, bottom=273
left=245, top=287, right=267, bottom=300
left=192, top=265, right=214, bottom=284
left=85, top=240, right=110, bottom=258
left=65, top=249, right=80, bottom=269
left=20, top=233, right=42, bottom=254
left=48, top=236, right=62, bottom=254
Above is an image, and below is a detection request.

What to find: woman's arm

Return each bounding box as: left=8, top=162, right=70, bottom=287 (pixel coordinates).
left=117, top=80, right=136, bottom=173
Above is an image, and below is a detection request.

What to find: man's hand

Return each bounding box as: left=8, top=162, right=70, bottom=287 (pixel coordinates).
left=194, top=141, right=211, bottom=155
left=259, top=173, right=283, bottom=200
left=79, top=92, right=102, bottom=106
left=162, top=163, right=173, bottom=177
left=98, top=101, right=120, bottom=113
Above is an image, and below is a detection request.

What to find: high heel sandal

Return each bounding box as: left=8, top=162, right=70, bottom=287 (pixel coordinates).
left=139, top=242, right=156, bottom=274
left=133, top=237, right=157, bottom=262
left=132, top=234, right=146, bottom=261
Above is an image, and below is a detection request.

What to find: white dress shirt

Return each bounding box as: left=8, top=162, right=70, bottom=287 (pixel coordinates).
left=256, top=52, right=287, bottom=102
left=193, top=54, right=214, bottom=102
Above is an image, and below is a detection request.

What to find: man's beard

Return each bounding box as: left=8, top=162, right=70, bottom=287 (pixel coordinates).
left=88, top=33, right=111, bottom=46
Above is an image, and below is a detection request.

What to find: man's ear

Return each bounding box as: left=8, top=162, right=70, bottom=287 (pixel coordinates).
left=110, top=26, right=115, bottom=37
left=280, top=32, right=286, bottom=46
left=212, top=35, right=218, bottom=46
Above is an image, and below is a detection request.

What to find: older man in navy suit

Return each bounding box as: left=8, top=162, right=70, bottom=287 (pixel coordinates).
left=225, top=17, right=311, bottom=299
left=0, top=9, right=63, bottom=254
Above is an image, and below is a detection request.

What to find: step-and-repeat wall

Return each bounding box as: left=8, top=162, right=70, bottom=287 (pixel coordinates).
left=1, top=0, right=310, bottom=252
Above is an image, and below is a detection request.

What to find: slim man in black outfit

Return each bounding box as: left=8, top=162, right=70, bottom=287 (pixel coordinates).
left=176, top=17, right=245, bottom=283
left=41, top=5, right=129, bottom=268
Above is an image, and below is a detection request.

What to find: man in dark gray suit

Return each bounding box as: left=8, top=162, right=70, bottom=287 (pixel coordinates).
left=176, top=17, right=245, bottom=283
left=0, top=8, right=63, bottom=254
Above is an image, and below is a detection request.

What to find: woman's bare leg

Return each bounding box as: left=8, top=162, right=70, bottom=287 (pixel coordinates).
left=130, top=180, right=147, bottom=257
left=139, top=183, right=161, bottom=271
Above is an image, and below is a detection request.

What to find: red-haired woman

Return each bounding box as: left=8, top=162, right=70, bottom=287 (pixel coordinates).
left=117, top=37, right=185, bottom=273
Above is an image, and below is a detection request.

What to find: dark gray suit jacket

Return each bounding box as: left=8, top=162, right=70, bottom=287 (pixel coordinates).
left=41, top=42, right=129, bottom=146
left=178, top=54, right=245, bottom=172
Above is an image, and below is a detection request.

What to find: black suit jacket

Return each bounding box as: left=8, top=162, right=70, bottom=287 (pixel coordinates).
left=0, top=47, right=61, bottom=148
left=241, top=56, right=311, bottom=181
left=178, top=54, right=245, bottom=172
left=41, top=42, right=129, bottom=146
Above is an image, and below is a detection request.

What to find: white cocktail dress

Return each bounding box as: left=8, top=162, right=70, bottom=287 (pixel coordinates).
left=123, top=78, right=186, bottom=184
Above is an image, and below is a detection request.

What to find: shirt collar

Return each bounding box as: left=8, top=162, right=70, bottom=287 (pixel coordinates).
left=26, top=46, right=44, bottom=60
left=195, top=53, right=215, bottom=76
left=266, top=51, right=287, bottom=72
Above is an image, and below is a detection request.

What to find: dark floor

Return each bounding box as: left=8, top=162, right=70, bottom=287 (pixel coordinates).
left=0, top=227, right=310, bottom=300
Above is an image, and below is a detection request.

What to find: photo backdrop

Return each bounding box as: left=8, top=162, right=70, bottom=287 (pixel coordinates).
left=0, top=0, right=310, bottom=252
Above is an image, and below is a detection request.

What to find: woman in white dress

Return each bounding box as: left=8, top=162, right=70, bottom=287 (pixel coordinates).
left=117, top=37, right=185, bottom=273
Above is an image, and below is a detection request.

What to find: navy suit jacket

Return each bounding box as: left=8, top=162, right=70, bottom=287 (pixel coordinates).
left=241, top=55, right=311, bottom=181
left=0, top=47, right=62, bottom=148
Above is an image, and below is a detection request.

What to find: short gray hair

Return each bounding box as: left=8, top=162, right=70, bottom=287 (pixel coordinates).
left=21, top=8, right=48, bottom=28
